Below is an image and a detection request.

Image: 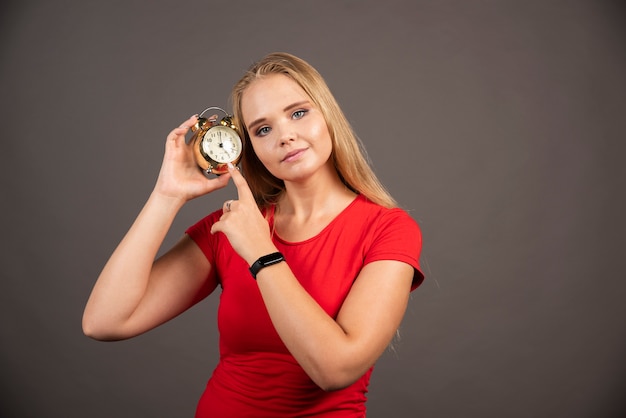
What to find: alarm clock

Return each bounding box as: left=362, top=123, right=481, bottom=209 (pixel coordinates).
left=190, top=106, right=242, bottom=175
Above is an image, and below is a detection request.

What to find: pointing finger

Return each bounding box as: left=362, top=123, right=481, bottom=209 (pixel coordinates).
left=227, top=163, right=255, bottom=202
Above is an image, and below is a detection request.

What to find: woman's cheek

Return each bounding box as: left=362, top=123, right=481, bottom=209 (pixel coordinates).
left=251, top=139, right=275, bottom=167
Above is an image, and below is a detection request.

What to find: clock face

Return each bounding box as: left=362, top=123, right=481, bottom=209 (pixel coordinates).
left=201, top=126, right=242, bottom=163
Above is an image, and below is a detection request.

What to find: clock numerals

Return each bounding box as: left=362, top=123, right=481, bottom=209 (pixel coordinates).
left=200, top=126, right=242, bottom=164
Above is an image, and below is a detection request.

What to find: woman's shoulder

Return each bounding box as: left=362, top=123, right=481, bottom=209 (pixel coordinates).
left=351, top=194, right=418, bottom=225
left=187, top=208, right=224, bottom=233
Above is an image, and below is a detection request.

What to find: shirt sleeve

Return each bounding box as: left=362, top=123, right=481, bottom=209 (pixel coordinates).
left=185, top=210, right=223, bottom=275
left=364, top=208, right=424, bottom=291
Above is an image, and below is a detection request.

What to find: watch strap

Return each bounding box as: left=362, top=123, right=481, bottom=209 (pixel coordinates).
left=249, top=252, right=285, bottom=279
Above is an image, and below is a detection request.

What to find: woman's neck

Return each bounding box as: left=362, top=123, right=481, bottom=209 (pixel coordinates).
left=276, top=167, right=356, bottom=224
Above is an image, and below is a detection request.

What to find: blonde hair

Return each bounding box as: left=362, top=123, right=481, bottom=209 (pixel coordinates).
left=230, top=52, right=397, bottom=209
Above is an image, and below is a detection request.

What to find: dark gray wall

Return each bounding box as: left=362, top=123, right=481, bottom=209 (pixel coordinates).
left=1, top=1, right=625, bottom=417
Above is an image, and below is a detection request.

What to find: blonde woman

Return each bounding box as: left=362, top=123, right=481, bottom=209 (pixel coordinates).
left=83, top=52, right=424, bottom=417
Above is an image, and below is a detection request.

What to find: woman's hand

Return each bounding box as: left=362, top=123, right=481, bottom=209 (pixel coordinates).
left=153, top=115, right=231, bottom=203
left=210, top=164, right=277, bottom=265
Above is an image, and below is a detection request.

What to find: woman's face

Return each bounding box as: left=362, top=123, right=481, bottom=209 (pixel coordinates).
left=240, top=74, right=334, bottom=183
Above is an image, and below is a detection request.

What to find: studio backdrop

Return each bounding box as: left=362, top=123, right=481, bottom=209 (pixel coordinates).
left=1, top=1, right=625, bottom=417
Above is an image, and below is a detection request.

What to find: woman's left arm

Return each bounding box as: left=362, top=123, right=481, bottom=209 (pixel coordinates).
left=256, top=259, right=414, bottom=391
left=211, top=165, right=415, bottom=391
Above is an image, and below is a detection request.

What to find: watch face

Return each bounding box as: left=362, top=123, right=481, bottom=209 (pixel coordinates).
left=201, top=126, right=242, bottom=164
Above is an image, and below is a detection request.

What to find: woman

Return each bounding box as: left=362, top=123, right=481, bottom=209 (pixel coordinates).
left=83, top=52, right=424, bottom=417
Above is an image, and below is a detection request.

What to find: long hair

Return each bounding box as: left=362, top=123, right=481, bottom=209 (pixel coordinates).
left=230, top=52, right=397, bottom=209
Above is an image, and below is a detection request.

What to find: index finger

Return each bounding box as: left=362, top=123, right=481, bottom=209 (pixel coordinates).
left=167, top=114, right=198, bottom=142
left=228, top=163, right=255, bottom=202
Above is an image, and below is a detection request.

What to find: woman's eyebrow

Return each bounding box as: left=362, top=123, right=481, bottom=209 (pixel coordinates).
left=247, top=117, right=267, bottom=132
left=247, top=101, right=311, bottom=132
left=283, top=100, right=310, bottom=112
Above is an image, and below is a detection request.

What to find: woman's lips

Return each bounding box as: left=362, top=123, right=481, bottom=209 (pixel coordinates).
left=281, top=148, right=307, bottom=162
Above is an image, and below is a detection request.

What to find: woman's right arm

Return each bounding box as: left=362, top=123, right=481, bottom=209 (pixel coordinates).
left=82, top=115, right=231, bottom=341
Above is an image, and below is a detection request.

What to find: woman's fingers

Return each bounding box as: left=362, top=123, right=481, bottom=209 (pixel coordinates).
left=167, top=114, right=198, bottom=143
left=227, top=163, right=256, bottom=203
left=223, top=199, right=236, bottom=213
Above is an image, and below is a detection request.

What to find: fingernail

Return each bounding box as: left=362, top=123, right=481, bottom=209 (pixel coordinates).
left=227, top=162, right=235, bottom=169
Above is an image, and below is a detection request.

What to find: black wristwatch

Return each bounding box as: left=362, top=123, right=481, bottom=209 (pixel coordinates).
left=249, top=252, right=285, bottom=279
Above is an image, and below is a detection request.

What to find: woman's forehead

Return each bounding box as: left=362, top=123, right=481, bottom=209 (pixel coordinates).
left=241, top=74, right=310, bottom=117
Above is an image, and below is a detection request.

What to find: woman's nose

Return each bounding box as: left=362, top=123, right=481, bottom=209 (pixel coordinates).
left=277, top=123, right=295, bottom=146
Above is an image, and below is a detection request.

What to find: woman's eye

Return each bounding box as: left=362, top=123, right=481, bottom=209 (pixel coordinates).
left=256, top=126, right=271, bottom=136
left=292, top=109, right=308, bottom=119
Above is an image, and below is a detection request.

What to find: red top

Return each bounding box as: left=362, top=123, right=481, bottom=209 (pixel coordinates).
left=186, top=194, right=424, bottom=417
